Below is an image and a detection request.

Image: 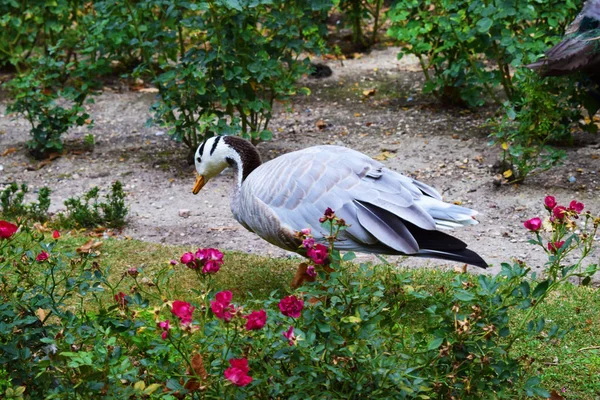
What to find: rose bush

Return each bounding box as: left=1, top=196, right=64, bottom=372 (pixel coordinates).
left=1, top=201, right=596, bottom=398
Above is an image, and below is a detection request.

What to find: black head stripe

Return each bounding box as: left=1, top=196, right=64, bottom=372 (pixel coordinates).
left=198, top=139, right=208, bottom=161
left=210, top=136, right=221, bottom=156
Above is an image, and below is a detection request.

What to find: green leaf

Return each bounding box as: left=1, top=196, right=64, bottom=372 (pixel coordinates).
left=532, top=279, right=550, bottom=298
left=259, top=130, right=272, bottom=141
left=427, top=337, right=444, bottom=350
left=454, top=290, right=474, bottom=301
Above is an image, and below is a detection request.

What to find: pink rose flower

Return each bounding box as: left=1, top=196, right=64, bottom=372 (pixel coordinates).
left=283, top=325, right=296, bottom=346
left=279, top=295, right=304, bottom=319
left=211, top=290, right=235, bottom=322
left=0, top=220, right=18, bottom=239
left=243, top=309, right=267, bottom=331
left=306, top=265, right=316, bottom=278
left=195, top=248, right=224, bottom=274
left=300, top=228, right=311, bottom=236
left=523, top=217, right=542, bottom=232
left=544, top=196, right=557, bottom=210
left=36, top=251, right=49, bottom=262
left=52, top=230, right=60, bottom=239
left=171, top=300, right=195, bottom=326
left=307, top=243, right=328, bottom=265
left=127, top=267, right=139, bottom=277
left=180, top=252, right=196, bottom=268
left=547, top=241, right=565, bottom=254
left=302, top=237, right=315, bottom=249
left=157, top=319, right=171, bottom=340
left=568, top=200, right=584, bottom=214
left=203, top=260, right=221, bottom=274
left=224, top=358, right=252, bottom=387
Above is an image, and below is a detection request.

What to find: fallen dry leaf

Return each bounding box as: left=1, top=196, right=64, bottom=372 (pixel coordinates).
left=76, top=239, right=103, bottom=254
left=454, top=264, right=468, bottom=274
left=138, top=87, right=159, bottom=93
left=33, top=222, right=51, bottom=233
left=548, top=390, right=565, bottom=400
left=373, top=151, right=395, bottom=161
left=36, top=308, right=47, bottom=324
left=185, top=353, right=209, bottom=392
left=1, top=147, right=17, bottom=156
left=354, top=112, right=361, bottom=117
left=315, top=119, right=327, bottom=130
left=503, top=169, right=513, bottom=178
left=362, top=89, right=376, bottom=97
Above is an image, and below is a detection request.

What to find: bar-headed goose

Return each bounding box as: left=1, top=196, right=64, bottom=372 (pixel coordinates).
left=192, top=136, right=487, bottom=269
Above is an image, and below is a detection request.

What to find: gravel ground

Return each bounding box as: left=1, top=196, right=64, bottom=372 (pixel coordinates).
left=1, top=47, right=599, bottom=277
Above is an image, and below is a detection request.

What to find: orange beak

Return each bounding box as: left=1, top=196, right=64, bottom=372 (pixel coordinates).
left=192, top=175, right=206, bottom=194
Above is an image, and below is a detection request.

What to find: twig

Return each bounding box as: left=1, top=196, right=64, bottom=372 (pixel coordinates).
left=577, top=346, right=600, bottom=352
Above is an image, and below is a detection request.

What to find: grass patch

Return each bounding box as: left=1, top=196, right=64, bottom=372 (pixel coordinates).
left=53, top=233, right=600, bottom=398
left=54, top=233, right=299, bottom=302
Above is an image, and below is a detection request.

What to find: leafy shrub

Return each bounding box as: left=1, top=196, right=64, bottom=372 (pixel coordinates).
left=488, top=70, right=584, bottom=182
left=106, top=0, right=331, bottom=157
left=59, top=181, right=128, bottom=229
left=0, top=0, right=79, bottom=71
left=387, top=0, right=579, bottom=107
left=337, top=0, right=386, bottom=49
left=6, top=60, right=92, bottom=158
left=0, top=183, right=51, bottom=222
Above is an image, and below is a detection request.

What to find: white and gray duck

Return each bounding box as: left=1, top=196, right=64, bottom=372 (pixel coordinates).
left=191, top=136, right=488, bottom=283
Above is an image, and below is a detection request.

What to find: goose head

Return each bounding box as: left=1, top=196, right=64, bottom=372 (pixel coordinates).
left=192, top=136, right=262, bottom=194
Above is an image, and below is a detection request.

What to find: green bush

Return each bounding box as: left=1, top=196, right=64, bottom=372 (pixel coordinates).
left=58, top=181, right=128, bottom=229
left=0, top=182, right=51, bottom=222
left=488, top=70, right=587, bottom=182
left=387, top=0, right=580, bottom=107
left=90, top=0, right=331, bottom=160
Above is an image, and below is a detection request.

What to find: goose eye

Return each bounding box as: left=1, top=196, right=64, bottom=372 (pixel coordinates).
left=196, top=157, right=201, bottom=163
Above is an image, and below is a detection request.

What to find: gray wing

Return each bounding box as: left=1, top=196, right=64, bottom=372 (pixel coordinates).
left=236, top=146, right=478, bottom=256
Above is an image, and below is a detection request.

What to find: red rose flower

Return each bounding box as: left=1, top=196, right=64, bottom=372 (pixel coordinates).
left=547, top=241, right=565, bottom=254
left=211, top=290, right=235, bottom=322
left=307, top=243, right=328, bottom=265
left=36, top=251, right=49, bottom=262
left=52, top=230, right=60, bottom=239
left=180, top=252, right=196, bottom=269
left=553, top=206, right=567, bottom=220
left=0, top=220, right=18, bottom=239
left=568, top=200, right=584, bottom=214
left=523, top=217, right=542, bottom=232
left=243, top=309, right=267, bottom=331
left=278, top=295, right=304, bottom=318
left=114, top=292, right=128, bottom=308
left=224, top=358, right=252, bottom=387
left=544, top=196, right=557, bottom=210
left=171, top=300, right=195, bottom=326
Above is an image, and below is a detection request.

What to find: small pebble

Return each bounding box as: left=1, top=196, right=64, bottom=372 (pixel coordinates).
left=179, top=209, right=191, bottom=218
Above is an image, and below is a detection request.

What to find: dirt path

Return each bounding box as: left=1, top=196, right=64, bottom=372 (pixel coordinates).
left=1, top=47, right=599, bottom=276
